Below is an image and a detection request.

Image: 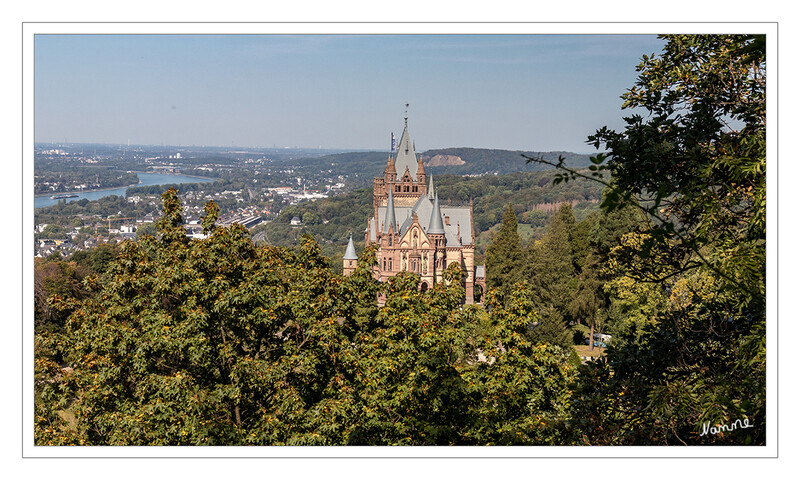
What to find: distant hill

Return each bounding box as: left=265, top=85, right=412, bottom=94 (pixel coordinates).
left=285, top=147, right=595, bottom=189
left=419, top=148, right=593, bottom=176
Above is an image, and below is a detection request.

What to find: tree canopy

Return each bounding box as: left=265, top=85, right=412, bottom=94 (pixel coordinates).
left=525, top=34, right=767, bottom=445
left=35, top=189, right=577, bottom=446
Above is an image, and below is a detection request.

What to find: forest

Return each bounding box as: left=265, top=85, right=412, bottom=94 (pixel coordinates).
left=33, top=35, right=765, bottom=446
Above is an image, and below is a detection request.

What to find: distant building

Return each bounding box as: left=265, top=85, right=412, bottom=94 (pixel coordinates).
left=343, top=234, right=358, bottom=276
left=290, top=216, right=302, bottom=226
left=345, top=113, right=485, bottom=304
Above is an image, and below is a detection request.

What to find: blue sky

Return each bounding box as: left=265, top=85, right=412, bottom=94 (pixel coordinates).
left=34, top=34, right=665, bottom=152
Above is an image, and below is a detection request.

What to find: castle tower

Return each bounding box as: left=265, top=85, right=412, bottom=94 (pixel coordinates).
left=427, top=191, right=447, bottom=285
left=360, top=109, right=485, bottom=303
left=343, top=233, right=358, bottom=276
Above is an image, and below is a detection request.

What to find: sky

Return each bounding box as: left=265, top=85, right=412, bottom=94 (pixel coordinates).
left=34, top=33, right=666, bottom=153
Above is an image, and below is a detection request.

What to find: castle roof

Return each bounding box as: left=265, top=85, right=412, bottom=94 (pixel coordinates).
left=344, top=234, right=358, bottom=260
left=427, top=192, right=445, bottom=235
left=374, top=188, right=474, bottom=247
left=392, top=120, right=419, bottom=181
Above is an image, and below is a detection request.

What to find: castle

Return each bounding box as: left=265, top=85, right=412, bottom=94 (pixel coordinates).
left=343, top=113, right=485, bottom=304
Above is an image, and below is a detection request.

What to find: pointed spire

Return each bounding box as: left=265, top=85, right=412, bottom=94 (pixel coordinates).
left=344, top=233, right=358, bottom=260
left=428, top=174, right=435, bottom=199
left=383, top=187, right=397, bottom=234
left=428, top=191, right=445, bottom=235
left=394, top=112, right=418, bottom=179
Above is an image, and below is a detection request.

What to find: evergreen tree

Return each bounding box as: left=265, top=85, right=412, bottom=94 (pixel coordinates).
left=572, top=34, right=766, bottom=445
left=526, top=305, right=571, bottom=350
left=485, top=204, right=523, bottom=299
left=527, top=203, right=577, bottom=317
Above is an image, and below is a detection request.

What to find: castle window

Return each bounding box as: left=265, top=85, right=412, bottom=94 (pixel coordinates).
left=413, top=186, right=418, bottom=192
left=388, top=236, right=393, bottom=246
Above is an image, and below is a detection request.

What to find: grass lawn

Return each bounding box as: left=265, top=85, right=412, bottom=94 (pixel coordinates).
left=574, top=344, right=606, bottom=358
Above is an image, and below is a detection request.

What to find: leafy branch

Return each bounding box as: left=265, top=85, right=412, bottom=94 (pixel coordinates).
left=522, top=153, right=746, bottom=291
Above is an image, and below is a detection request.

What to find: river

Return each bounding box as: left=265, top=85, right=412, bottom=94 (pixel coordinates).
left=34, top=172, right=216, bottom=209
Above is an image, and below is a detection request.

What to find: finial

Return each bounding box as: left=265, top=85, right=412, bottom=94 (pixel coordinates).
left=404, top=103, right=409, bottom=126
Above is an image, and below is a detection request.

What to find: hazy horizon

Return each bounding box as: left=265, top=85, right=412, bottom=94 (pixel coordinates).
left=35, top=34, right=666, bottom=153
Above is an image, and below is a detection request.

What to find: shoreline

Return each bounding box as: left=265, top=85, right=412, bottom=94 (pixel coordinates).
left=34, top=172, right=216, bottom=198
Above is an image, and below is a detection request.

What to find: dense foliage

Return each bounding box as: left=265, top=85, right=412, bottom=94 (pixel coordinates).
left=516, top=34, right=766, bottom=445
left=34, top=189, right=577, bottom=446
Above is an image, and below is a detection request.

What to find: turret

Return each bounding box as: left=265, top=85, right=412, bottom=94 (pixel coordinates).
left=427, top=191, right=447, bottom=285
left=416, top=156, right=426, bottom=184
left=343, top=233, right=358, bottom=276
left=383, top=187, right=398, bottom=236
left=427, top=192, right=445, bottom=236
left=384, top=154, right=397, bottom=183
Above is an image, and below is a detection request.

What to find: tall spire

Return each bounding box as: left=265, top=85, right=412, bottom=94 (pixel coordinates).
left=344, top=233, right=358, bottom=260
left=428, top=191, right=445, bottom=235
left=394, top=108, right=418, bottom=179
left=383, top=187, right=397, bottom=234
left=428, top=174, right=435, bottom=199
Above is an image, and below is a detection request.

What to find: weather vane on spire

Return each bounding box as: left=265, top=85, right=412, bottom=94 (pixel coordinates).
left=404, top=103, right=409, bottom=126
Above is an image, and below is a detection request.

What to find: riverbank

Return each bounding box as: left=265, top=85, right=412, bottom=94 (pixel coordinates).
left=35, top=182, right=142, bottom=199
left=34, top=172, right=216, bottom=209
left=34, top=172, right=217, bottom=199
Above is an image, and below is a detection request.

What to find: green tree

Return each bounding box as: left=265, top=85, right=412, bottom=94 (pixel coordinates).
left=36, top=191, right=578, bottom=446
left=526, top=203, right=577, bottom=320
left=485, top=204, right=523, bottom=299
left=564, top=34, right=766, bottom=445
